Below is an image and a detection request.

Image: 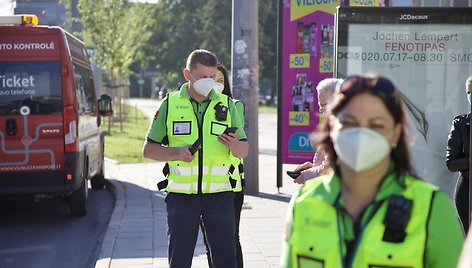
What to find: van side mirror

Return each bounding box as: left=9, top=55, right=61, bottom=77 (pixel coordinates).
left=98, top=94, right=113, bottom=116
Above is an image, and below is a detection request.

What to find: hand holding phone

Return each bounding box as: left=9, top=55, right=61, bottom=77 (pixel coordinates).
left=223, top=127, right=238, bottom=135
left=286, top=170, right=302, bottom=179
left=189, top=139, right=202, bottom=155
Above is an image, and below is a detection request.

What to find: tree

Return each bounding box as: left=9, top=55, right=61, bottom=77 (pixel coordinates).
left=258, top=0, right=277, bottom=103
left=75, top=0, right=154, bottom=81
left=143, top=0, right=212, bottom=89
left=151, top=0, right=275, bottom=87
left=129, top=0, right=277, bottom=96
left=198, top=0, right=232, bottom=68
left=61, top=0, right=278, bottom=99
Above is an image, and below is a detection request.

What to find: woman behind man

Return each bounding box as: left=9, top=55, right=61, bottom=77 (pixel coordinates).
left=281, top=74, right=464, bottom=268
left=201, top=63, right=245, bottom=268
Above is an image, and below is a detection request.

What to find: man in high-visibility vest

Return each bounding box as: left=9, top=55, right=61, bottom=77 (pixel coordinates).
left=143, top=49, right=248, bottom=268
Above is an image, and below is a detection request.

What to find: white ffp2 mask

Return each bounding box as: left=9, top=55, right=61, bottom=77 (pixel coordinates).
left=213, top=82, right=224, bottom=93
left=333, top=127, right=390, bottom=172
left=193, top=78, right=216, bottom=97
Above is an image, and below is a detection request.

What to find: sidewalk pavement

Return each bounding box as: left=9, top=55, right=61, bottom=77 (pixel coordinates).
left=95, top=154, right=302, bottom=268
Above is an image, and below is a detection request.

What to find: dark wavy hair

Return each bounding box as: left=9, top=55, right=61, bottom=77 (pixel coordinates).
left=312, top=74, right=416, bottom=178
left=217, top=63, right=232, bottom=98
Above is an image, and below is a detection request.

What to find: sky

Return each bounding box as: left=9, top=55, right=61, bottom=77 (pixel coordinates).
left=0, top=0, right=14, bottom=16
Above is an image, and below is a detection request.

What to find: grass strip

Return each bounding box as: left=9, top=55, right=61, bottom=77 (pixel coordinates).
left=103, top=104, right=155, bottom=163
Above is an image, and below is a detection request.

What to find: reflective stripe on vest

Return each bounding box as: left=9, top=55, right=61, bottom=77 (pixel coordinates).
left=166, top=180, right=234, bottom=193
left=165, top=91, right=234, bottom=194
left=231, top=99, right=244, bottom=192
left=234, top=177, right=243, bottom=192
left=289, top=175, right=436, bottom=268
left=169, top=165, right=230, bottom=176
left=231, top=156, right=244, bottom=192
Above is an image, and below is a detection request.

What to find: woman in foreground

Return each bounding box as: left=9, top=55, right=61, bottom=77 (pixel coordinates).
left=281, top=74, right=464, bottom=268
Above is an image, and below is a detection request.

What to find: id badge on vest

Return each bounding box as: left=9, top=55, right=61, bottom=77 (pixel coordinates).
left=298, top=255, right=324, bottom=268
left=172, top=121, right=191, bottom=135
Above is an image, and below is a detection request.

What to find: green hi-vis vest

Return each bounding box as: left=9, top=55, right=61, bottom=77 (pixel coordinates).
left=165, top=91, right=239, bottom=194
left=231, top=99, right=245, bottom=192
left=289, top=175, right=436, bottom=268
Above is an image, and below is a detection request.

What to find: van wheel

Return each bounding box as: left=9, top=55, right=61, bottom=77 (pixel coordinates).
left=69, top=178, right=88, bottom=217
left=91, top=156, right=106, bottom=189
left=91, top=172, right=106, bottom=189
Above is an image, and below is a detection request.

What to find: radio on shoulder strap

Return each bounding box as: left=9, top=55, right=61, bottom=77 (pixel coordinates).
left=382, top=195, right=413, bottom=243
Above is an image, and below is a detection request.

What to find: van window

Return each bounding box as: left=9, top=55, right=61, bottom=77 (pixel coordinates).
left=73, top=63, right=96, bottom=113
left=0, top=61, right=62, bottom=115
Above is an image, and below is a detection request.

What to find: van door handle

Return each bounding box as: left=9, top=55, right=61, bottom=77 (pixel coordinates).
left=6, top=118, right=17, bottom=136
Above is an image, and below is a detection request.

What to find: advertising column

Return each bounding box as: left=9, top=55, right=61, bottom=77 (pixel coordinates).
left=279, top=0, right=340, bottom=166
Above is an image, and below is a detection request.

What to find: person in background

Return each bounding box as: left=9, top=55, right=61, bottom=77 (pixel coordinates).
left=281, top=74, right=464, bottom=268
left=446, top=75, right=472, bottom=233
left=143, top=49, right=248, bottom=268
left=200, top=63, right=246, bottom=268
left=293, top=78, right=343, bottom=184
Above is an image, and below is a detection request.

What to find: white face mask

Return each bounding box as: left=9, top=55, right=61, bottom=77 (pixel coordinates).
left=213, top=82, right=224, bottom=93
left=333, top=127, right=391, bottom=172
left=192, top=77, right=216, bottom=97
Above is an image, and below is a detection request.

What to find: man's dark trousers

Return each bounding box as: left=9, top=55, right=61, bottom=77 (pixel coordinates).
left=166, top=191, right=236, bottom=268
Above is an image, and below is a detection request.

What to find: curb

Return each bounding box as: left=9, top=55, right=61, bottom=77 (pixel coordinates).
left=104, top=157, right=119, bottom=165
left=94, top=178, right=125, bottom=268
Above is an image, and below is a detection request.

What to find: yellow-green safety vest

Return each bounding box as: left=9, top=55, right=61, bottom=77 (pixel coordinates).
left=231, top=99, right=245, bottom=192
left=165, top=91, right=240, bottom=194
left=289, top=175, right=436, bottom=268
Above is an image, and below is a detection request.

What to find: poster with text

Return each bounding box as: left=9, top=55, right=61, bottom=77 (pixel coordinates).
left=336, top=7, right=472, bottom=195
left=279, top=0, right=384, bottom=165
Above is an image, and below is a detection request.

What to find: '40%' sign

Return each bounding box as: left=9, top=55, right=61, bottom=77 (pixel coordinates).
left=289, top=111, right=310, bottom=126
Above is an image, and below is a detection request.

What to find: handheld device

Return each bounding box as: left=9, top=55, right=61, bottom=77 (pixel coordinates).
left=223, top=127, right=238, bottom=135
left=286, top=170, right=301, bottom=179
left=189, top=139, right=202, bottom=155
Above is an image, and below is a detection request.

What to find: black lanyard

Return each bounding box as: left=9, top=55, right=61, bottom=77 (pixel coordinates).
left=335, top=195, right=383, bottom=268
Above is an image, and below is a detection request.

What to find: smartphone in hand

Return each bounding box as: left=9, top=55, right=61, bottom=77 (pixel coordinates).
left=189, top=139, right=202, bottom=155
left=286, top=170, right=302, bottom=179
left=223, top=127, right=238, bottom=135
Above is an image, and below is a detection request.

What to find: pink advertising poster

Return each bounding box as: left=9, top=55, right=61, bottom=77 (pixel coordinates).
left=280, top=0, right=341, bottom=164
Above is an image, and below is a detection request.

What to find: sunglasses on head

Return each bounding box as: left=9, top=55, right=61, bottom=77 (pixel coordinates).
left=340, top=75, right=396, bottom=95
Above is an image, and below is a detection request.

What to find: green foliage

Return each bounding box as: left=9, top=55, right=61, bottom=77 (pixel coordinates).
left=138, top=0, right=276, bottom=92
left=198, top=0, right=232, bottom=68
left=76, top=0, right=154, bottom=78
left=71, top=0, right=277, bottom=94
left=143, top=0, right=225, bottom=89
left=259, top=0, right=278, bottom=96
